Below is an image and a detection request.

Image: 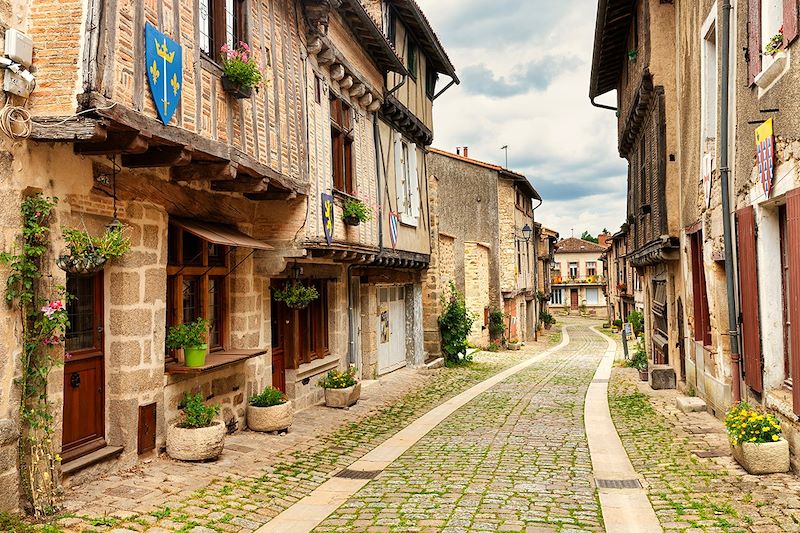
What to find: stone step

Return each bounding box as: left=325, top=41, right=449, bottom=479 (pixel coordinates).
left=676, top=396, right=707, bottom=413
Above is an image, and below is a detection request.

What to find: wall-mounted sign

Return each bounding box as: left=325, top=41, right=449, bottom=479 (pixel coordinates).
left=756, top=118, right=775, bottom=198
left=702, top=153, right=714, bottom=209
left=380, top=308, right=390, bottom=343
left=145, top=23, right=182, bottom=125
left=321, top=193, right=334, bottom=245
left=388, top=211, right=398, bottom=249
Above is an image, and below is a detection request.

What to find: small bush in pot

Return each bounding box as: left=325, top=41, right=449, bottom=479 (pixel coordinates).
left=248, top=386, right=293, bottom=432
left=57, top=223, right=131, bottom=275
left=320, top=367, right=360, bottom=408
left=539, top=310, right=556, bottom=330
left=274, top=281, right=319, bottom=309
left=725, top=402, right=789, bottom=474
left=220, top=41, right=264, bottom=98
left=167, top=393, right=225, bottom=461
left=341, top=198, right=372, bottom=226
left=626, top=335, right=648, bottom=380
left=166, top=318, right=209, bottom=368
left=507, top=337, right=521, bottom=351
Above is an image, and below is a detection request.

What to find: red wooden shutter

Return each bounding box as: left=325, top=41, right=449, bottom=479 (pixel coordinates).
left=786, top=0, right=799, bottom=45
left=749, top=0, right=762, bottom=85
left=736, top=206, right=763, bottom=393
left=786, top=189, right=800, bottom=414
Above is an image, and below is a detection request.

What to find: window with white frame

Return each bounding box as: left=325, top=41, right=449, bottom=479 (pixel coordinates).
left=586, top=261, right=597, bottom=277
left=701, top=12, right=717, bottom=149
left=394, top=133, right=419, bottom=225
left=550, top=288, right=563, bottom=305
left=762, top=0, right=784, bottom=61
left=569, top=262, right=578, bottom=278
left=585, top=287, right=600, bottom=305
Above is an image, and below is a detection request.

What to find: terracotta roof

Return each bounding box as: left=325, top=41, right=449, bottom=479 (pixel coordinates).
left=555, top=237, right=606, bottom=253
left=429, top=148, right=541, bottom=201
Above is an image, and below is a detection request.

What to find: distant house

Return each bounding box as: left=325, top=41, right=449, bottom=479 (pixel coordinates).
left=551, top=237, right=608, bottom=315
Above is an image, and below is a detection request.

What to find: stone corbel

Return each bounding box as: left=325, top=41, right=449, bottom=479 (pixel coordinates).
left=307, top=38, right=323, bottom=55
left=339, top=76, right=354, bottom=90
left=330, top=63, right=346, bottom=81
left=350, top=83, right=366, bottom=98
left=317, top=49, right=336, bottom=66
left=359, top=92, right=373, bottom=108
left=367, top=99, right=381, bottom=113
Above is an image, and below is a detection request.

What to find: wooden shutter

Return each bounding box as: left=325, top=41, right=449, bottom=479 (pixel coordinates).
left=786, top=0, right=799, bottom=45
left=394, top=132, right=404, bottom=214
left=786, top=188, right=800, bottom=414
left=408, top=143, right=419, bottom=220
left=736, top=206, right=763, bottom=393
left=748, top=0, right=762, bottom=85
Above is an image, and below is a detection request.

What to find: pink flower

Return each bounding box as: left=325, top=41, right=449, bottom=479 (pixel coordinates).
left=240, top=42, right=250, bottom=51
left=65, top=352, right=72, bottom=360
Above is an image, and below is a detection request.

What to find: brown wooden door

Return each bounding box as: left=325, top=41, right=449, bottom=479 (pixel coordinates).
left=62, top=273, right=105, bottom=462
left=736, top=205, right=763, bottom=393
left=270, top=295, right=286, bottom=393
left=571, top=289, right=579, bottom=310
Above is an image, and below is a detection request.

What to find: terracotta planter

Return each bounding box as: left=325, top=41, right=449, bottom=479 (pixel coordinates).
left=166, top=421, right=225, bottom=461
left=343, top=215, right=361, bottom=227
left=732, top=439, right=790, bottom=475
left=221, top=75, right=252, bottom=99
left=638, top=369, right=649, bottom=381
left=324, top=382, right=361, bottom=408
left=247, top=401, right=293, bottom=432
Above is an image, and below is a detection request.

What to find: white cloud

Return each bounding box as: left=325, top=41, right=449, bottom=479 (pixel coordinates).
left=419, top=0, right=628, bottom=236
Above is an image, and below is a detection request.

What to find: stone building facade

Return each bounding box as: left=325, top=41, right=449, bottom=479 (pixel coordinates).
left=425, top=149, right=541, bottom=350
left=551, top=238, right=608, bottom=316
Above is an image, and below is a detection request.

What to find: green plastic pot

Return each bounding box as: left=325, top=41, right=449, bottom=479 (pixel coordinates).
left=183, top=345, right=208, bottom=368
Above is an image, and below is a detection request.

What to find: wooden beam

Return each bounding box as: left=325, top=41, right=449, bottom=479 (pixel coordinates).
left=30, top=116, right=108, bottom=142
left=75, top=131, right=150, bottom=155
left=172, top=162, right=238, bottom=182
left=244, top=190, right=298, bottom=201
left=123, top=146, right=193, bottom=168
left=211, top=176, right=269, bottom=193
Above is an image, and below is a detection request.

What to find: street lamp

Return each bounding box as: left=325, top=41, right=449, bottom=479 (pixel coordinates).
left=522, top=224, right=532, bottom=242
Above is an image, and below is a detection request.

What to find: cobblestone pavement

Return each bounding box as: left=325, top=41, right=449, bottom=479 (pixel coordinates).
left=610, top=366, right=800, bottom=532
left=313, top=322, right=606, bottom=533
left=47, top=331, right=561, bottom=533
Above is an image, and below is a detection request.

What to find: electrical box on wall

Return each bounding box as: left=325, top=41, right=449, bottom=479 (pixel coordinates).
left=4, top=69, right=34, bottom=98
left=4, top=29, right=33, bottom=67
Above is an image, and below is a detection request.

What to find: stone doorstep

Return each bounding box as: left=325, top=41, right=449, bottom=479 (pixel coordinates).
left=676, top=396, right=708, bottom=413
left=62, top=445, right=124, bottom=476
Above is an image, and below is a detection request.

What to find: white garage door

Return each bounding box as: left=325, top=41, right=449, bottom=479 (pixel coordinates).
left=377, top=286, right=407, bottom=375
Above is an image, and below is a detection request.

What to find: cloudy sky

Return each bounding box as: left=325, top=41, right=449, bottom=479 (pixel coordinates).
left=417, top=0, right=627, bottom=238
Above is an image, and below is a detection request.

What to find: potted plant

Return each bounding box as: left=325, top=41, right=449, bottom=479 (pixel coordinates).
left=320, top=367, right=360, bottom=408
left=612, top=319, right=623, bottom=333
left=765, top=28, right=784, bottom=56
left=488, top=308, right=505, bottom=342
left=248, top=386, right=293, bottom=433
left=539, top=310, right=556, bottom=330
left=166, top=318, right=209, bottom=368
left=274, top=281, right=319, bottom=309
left=220, top=41, right=264, bottom=99
left=341, top=198, right=372, bottom=227
left=725, top=402, right=789, bottom=474
left=166, top=393, right=225, bottom=461
left=507, top=338, right=521, bottom=351
left=629, top=335, right=649, bottom=381
left=56, top=223, right=131, bottom=275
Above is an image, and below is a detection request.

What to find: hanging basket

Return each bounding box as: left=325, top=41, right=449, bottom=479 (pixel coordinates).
left=56, top=252, right=107, bottom=275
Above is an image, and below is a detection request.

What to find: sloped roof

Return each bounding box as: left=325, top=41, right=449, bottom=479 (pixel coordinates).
left=589, top=0, right=636, bottom=98
left=388, top=0, right=459, bottom=82
left=555, top=237, right=606, bottom=253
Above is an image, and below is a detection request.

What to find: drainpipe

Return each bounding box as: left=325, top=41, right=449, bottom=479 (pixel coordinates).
left=590, top=96, right=617, bottom=112
left=720, top=0, right=741, bottom=402
left=532, top=197, right=543, bottom=340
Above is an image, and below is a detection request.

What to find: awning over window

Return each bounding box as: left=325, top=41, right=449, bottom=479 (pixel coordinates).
left=171, top=218, right=273, bottom=251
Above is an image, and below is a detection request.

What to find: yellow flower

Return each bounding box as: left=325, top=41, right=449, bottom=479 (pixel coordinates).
left=773, top=435, right=780, bottom=441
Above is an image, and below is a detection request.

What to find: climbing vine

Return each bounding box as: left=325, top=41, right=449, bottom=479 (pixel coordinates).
left=438, top=281, right=476, bottom=366
left=0, top=194, right=68, bottom=517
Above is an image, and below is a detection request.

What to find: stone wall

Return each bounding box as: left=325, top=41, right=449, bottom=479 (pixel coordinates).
left=464, top=242, right=490, bottom=347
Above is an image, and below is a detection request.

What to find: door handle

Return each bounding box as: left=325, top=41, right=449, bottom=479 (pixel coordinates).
left=70, top=372, right=81, bottom=388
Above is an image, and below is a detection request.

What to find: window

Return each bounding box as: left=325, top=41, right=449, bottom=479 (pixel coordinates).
left=394, top=134, right=419, bottom=224
left=516, top=241, right=522, bottom=274
left=407, top=40, right=417, bottom=78
left=199, top=0, right=246, bottom=59
left=781, top=205, right=793, bottom=385
left=550, top=289, right=563, bottom=305
left=314, top=74, right=322, bottom=104
left=639, top=137, right=647, bottom=209
left=585, top=287, right=599, bottom=305
left=586, top=261, right=597, bottom=277
left=385, top=6, right=397, bottom=46
left=748, top=0, right=798, bottom=84
left=689, top=231, right=712, bottom=346
left=569, top=262, right=578, bottom=278
left=166, top=225, right=229, bottom=361
left=425, top=66, right=438, bottom=98
left=701, top=16, right=717, bottom=147
left=552, top=262, right=561, bottom=278
left=66, top=273, right=103, bottom=355
left=298, top=280, right=329, bottom=365
left=652, top=280, right=668, bottom=363
left=330, top=95, right=354, bottom=193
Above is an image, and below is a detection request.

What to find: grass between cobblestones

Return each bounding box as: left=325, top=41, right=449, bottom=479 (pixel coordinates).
left=608, top=371, right=800, bottom=533
left=32, top=334, right=559, bottom=533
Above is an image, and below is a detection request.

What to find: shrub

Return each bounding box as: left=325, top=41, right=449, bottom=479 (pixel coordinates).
left=178, top=393, right=219, bottom=429
left=319, top=367, right=358, bottom=389
left=487, top=343, right=501, bottom=352
left=613, top=319, right=623, bottom=328
left=220, top=42, right=263, bottom=90
left=274, top=281, right=319, bottom=309
left=488, top=308, right=505, bottom=340
left=539, top=310, right=556, bottom=325
left=627, top=310, right=644, bottom=335
left=626, top=335, right=648, bottom=371
left=438, top=281, right=476, bottom=365
left=166, top=318, right=209, bottom=349
left=341, top=198, right=372, bottom=223
left=725, top=402, right=782, bottom=445
left=250, top=386, right=287, bottom=408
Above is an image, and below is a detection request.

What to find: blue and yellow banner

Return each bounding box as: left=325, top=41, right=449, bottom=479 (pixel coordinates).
left=145, top=23, right=182, bottom=125
left=321, top=194, right=334, bottom=246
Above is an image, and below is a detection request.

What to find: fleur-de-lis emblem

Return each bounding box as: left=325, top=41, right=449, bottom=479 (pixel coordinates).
left=324, top=201, right=333, bottom=233
left=171, top=73, right=180, bottom=95
left=150, top=60, right=160, bottom=84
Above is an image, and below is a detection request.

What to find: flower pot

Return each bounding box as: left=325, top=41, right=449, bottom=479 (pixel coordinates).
left=183, top=345, right=208, bottom=368
left=343, top=215, right=361, bottom=227
left=56, top=253, right=107, bottom=275
left=166, top=421, right=225, bottom=461
left=324, top=382, right=361, bottom=408
left=221, top=75, right=253, bottom=99
left=247, top=401, right=293, bottom=432
left=544, top=323, right=553, bottom=330
left=731, top=439, right=790, bottom=475
left=638, top=369, right=649, bottom=381
left=507, top=342, right=521, bottom=351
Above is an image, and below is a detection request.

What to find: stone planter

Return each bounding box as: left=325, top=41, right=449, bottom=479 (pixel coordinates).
left=638, top=369, right=649, bottom=381
left=247, top=401, right=293, bottom=432
left=166, top=421, right=225, bottom=461
left=731, top=439, right=790, bottom=475
left=324, top=382, right=361, bottom=408
left=507, top=342, right=521, bottom=351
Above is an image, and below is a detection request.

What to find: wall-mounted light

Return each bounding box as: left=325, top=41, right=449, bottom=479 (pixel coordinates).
left=516, top=224, right=533, bottom=243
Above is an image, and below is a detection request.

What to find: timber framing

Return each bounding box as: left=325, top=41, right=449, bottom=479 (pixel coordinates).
left=619, top=71, right=655, bottom=156
left=312, top=34, right=385, bottom=111
left=30, top=91, right=307, bottom=197
left=380, top=93, right=433, bottom=146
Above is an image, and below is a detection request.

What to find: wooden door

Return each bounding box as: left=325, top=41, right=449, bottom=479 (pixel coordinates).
left=270, top=295, right=286, bottom=393
left=571, top=289, right=579, bottom=310
left=377, top=287, right=407, bottom=375
left=62, top=273, right=105, bottom=462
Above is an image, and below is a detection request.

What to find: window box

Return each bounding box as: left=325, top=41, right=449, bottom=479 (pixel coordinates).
left=754, top=51, right=789, bottom=91
left=165, top=349, right=266, bottom=375
left=221, top=75, right=253, bottom=99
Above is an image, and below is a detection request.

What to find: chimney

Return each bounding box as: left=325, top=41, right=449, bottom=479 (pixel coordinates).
left=463, top=146, right=469, bottom=158
left=598, top=232, right=610, bottom=248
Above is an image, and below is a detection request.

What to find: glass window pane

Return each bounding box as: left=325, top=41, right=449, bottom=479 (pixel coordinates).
left=182, top=232, right=203, bottom=265
left=226, top=0, right=235, bottom=48
left=183, top=278, right=200, bottom=323
left=66, top=275, right=96, bottom=352
left=199, top=0, right=212, bottom=55
left=208, top=278, right=221, bottom=347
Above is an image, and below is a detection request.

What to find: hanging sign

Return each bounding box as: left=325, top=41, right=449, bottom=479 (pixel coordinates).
left=321, top=193, right=334, bottom=245
left=145, top=23, right=183, bottom=125
left=388, top=211, right=398, bottom=249
left=702, top=153, right=714, bottom=209
left=755, top=118, right=775, bottom=198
